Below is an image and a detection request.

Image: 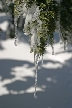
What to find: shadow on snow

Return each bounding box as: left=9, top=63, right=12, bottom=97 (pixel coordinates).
left=0, top=58, right=72, bottom=108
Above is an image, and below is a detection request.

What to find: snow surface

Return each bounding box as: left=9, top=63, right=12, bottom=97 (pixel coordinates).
left=0, top=13, right=72, bottom=108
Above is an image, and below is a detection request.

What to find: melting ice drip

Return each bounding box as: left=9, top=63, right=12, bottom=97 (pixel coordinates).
left=52, top=46, right=54, bottom=55
left=29, top=28, right=40, bottom=97
left=42, top=55, right=43, bottom=64
left=34, top=54, right=44, bottom=97
left=14, top=18, right=17, bottom=46
left=34, top=53, right=39, bottom=98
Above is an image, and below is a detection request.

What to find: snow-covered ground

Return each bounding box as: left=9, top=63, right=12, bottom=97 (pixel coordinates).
left=0, top=13, right=72, bottom=108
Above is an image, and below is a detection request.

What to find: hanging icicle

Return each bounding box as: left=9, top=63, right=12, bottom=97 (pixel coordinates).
left=14, top=18, right=17, bottom=46
left=52, top=46, right=54, bottom=55
left=42, top=55, right=43, bottom=64
left=14, top=0, right=25, bottom=46
left=64, top=41, right=66, bottom=50
left=34, top=53, right=39, bottom=98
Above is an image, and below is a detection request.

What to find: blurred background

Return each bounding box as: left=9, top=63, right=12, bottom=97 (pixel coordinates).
left=0, top=1, right=72, bottom=108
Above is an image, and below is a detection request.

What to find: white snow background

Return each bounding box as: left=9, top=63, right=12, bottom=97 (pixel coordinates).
left=0, top=13, right=72, bottom=108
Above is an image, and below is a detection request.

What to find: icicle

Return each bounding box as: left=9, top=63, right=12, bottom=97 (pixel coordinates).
left=34, top=53, right=39, bottom=98
left=52, top=46, right=54, bottom=55
left=30, top=28, right=37, bottom=50
left=14, top=18, right=17, bottom=46
left=60, top=33, right=63, bottom=45
left=64, top=41, right=66, bottom=50
left=42, top=55, right=43, bottom=64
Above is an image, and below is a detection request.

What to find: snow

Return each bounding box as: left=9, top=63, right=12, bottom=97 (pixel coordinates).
left=0, top=13, right=72, bottom=108
left=0, top=21, right=9, bottom=31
